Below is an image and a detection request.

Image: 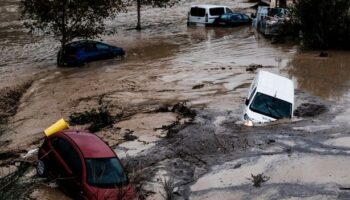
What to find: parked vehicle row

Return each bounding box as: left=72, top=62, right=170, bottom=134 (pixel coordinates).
left=187, top=4, right=251, bottom=27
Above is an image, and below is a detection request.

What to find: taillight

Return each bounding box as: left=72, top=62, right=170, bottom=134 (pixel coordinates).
left=205, top=14, right=208, bottom=22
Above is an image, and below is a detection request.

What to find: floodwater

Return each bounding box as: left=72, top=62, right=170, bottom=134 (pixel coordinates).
left=1, top=0, right=350, bottom=199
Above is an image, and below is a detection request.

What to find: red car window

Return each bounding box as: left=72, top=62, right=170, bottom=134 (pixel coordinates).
left=51, top=137, right=83, bottom=179
left=85, top=158, right=128, bottom=188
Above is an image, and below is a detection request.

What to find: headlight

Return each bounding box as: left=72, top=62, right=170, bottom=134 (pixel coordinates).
left=243, top=114, right=253, bottom=127
left=244, top=120, right=254, bottom=127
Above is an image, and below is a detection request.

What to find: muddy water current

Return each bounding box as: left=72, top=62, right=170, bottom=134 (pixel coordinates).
left=0, top=0, right=349, bottom=100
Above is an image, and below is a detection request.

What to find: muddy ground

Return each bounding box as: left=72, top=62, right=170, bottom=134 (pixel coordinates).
left=1, top=0, right=350, bottom=199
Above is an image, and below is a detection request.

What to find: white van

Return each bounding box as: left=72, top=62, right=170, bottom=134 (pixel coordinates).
left=243, top=71, right=294, bottom=124
left=187, top=5, right=233, bottom=26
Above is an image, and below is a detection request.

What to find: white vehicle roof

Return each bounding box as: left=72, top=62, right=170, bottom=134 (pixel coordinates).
left=255, top=71, right=294, bottom=103
left=190, top=5, right=229, bottom=9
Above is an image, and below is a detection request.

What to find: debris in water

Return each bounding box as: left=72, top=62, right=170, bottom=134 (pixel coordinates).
left=246, top=64, right=263, bottom=72
left=124, top=130, right=138, bottom=141
left=160, top=176, right=176, bottom=200
left=294, top=103, right=327, bottom=117
left=155, top=102, right=196, bottom=119
left=192, top=84, right=204, bottom=90
left=171, top=102, right=196, bottom=119
left=248, top=173, right=270, bottom=187
left=22, top=148, right=38, bottom=159
left=68, top=106, right=118, bottom=132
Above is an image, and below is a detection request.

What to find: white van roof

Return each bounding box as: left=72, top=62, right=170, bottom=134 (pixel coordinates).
left=190, top=5, right=229, bottom=9
left=255, top=71, right=294, bottom=103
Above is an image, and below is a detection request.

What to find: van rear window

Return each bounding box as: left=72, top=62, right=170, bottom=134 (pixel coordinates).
left=209, top=8, right=225, bottom=16
left=190, top=7, right=206, bottom=17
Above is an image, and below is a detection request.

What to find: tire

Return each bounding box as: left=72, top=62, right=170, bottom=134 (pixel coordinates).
left=37, top=160, right=47, bottom=177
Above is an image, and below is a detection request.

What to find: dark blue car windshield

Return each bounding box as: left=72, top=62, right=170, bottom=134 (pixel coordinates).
left=86, top=158, right=128, bottom=188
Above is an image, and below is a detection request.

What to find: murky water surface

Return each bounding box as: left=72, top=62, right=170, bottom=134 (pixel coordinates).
left=0, top=1, right=349, bottom=99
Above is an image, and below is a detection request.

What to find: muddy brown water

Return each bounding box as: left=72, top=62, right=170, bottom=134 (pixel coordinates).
left=1, top=0, right=350, bottom=199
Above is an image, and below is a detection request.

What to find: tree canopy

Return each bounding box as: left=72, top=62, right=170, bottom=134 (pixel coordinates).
left=291, top=0, right=350, bottom=49
left=20, top=0, right=125, bottom=47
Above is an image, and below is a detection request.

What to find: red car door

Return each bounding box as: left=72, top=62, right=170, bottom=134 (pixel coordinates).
left=50, top=137, right=84, bottom=198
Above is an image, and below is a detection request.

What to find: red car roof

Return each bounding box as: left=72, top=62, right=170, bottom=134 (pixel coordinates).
left=61, top=130, right=116, bottom=158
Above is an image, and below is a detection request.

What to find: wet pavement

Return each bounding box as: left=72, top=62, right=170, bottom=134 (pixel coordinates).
left=0, top=0, right=350, bottom=199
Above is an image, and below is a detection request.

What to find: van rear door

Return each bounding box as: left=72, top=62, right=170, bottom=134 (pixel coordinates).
left=189, top=7, right=206, bottom=24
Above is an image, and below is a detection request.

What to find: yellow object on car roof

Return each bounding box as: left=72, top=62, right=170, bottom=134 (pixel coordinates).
left=44, top=118, right=69, bottom=137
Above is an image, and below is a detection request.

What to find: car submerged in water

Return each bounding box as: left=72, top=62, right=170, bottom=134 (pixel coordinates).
left=187, top=5, right=234, bottom=26
left=57, top=40, right=125, bottom=67
left=213, top=13, right=251, bottom=27
left=37, top=130, right=136, bottom=200
left=243, top=71, right=294, bottom=125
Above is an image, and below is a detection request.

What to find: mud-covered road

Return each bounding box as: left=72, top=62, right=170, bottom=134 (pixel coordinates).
left=1, top=0, right=350, bottom=199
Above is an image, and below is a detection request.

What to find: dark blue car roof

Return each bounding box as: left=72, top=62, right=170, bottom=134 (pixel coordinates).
left=222, top=13, right=245, bottom=16
left=66, top=40, right=98, bottom=48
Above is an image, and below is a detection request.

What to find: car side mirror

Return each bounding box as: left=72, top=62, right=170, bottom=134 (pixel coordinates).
left=245, top=99, right=250, bottom=106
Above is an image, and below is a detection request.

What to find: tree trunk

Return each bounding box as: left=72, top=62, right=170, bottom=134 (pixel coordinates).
left=136, top=0, right=141, bottom=30
left=58, top=0, right=67, bottom=66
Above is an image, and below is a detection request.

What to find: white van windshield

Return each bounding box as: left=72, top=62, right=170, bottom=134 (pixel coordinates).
left=209, top=7, right=225, bottom=16
left=250, top=92, right=292, bottom=119
left=191, top=7, right=206, bottom=17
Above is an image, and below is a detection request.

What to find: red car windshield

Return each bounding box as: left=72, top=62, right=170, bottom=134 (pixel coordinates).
left=86, top=158, right=128, bottom=188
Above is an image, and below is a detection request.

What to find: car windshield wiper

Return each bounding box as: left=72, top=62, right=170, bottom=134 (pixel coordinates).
left=264, top=102, right=273, bottom=116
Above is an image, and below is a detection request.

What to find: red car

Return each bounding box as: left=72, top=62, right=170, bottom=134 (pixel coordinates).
left=37, top=130, right=136, bottom=200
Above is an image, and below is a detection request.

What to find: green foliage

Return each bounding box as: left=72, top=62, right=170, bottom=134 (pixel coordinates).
left=68, top=107, right=116, bottom=132
left=291, top=0, right=350, bottom=49
left=20, top=0, right=125, bottom=46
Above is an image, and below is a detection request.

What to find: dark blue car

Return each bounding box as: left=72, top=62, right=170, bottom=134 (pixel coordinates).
left=213, top=13, right=252, bottom=27
left=57, top=40, right=125, bottom=66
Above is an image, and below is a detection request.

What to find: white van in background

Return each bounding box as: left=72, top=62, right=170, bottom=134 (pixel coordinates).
left=187, top=5, right=233, bottom=26
left=243, top=71, right=294, bottom=124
